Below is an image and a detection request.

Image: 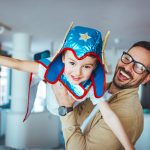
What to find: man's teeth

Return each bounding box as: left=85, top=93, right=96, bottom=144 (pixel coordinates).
left=120, top=70, right=130, bottom=79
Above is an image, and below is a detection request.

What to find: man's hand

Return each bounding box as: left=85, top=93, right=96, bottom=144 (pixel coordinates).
left=52, top=82, right=75, bottom=107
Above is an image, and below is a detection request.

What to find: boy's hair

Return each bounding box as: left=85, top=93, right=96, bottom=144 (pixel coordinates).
left=63, top=50, right=97, bottom=59
left=88, top=54, right=97, bottom=58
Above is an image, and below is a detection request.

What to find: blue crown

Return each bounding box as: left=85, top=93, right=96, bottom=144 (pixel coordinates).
left=62, top=26, right=103, bottom=59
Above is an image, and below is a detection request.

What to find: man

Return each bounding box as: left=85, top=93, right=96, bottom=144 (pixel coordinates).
left=52, top=41, right=150, bottom=150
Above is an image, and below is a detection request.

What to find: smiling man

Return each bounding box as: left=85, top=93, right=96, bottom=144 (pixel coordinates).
left=53, top=41, right=150, bottom=150
left=110, top=41, right=150, bottom=93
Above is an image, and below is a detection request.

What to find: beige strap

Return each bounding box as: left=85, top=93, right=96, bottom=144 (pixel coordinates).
left=52, top=22, right=74, bottom=60
left=102, top=31, right=110, bottom=72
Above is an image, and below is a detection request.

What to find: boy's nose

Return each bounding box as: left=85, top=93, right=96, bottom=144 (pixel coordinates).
left=74, top=67, right=81, bottom=76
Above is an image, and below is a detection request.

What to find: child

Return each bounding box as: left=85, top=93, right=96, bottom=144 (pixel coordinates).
left=0, top=25, right=134, bottom=150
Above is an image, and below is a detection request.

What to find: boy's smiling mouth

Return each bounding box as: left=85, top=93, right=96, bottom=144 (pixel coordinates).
left=71, top=75, right=81, bottom=81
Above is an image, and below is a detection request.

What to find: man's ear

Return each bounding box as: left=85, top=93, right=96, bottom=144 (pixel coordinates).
left=142, top=74, right=150, bottom=85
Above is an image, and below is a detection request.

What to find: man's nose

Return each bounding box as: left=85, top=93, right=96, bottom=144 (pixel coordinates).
left=124, top=62, right=134, bottom=72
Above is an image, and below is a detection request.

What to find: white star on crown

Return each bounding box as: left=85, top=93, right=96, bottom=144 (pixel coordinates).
left=79, top=33, right=91, bottom=42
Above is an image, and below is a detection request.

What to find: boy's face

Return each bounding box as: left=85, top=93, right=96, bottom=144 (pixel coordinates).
left=62, top=51, right=97, bottom=85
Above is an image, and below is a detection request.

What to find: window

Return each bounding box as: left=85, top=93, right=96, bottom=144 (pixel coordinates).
left=0, top=66, right=10, bottom=108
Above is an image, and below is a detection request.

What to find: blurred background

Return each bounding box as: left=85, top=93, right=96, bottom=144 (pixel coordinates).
left=0, top=0, right=150, bottom=150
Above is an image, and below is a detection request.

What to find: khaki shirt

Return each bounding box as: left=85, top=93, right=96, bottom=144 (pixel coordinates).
left=60, top=87, right=144, bottom=150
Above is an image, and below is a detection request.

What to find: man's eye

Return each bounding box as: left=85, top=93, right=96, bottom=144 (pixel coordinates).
left=69, top=62, right=75, bottom=65
left=124, top=56, right=130, bottom=61
left=125, top=57, right=131, bottom=61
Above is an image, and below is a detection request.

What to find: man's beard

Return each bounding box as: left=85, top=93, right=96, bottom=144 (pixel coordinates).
left=112, top=66, right=148, bottom=90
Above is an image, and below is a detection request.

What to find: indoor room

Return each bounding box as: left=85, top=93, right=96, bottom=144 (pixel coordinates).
left=0, top=0, right=150, bottom=150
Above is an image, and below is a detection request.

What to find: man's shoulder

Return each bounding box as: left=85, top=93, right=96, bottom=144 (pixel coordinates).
left=116, top=87, right=139, bottom=99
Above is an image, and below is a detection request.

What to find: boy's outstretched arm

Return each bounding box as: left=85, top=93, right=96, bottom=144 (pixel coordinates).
left=98, top=101, right=135, bottom=150
left=0, top=55, right=39, bottom=74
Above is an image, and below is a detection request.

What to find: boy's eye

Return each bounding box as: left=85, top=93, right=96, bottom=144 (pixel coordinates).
left=69, top=62, right=75, bottom=65
left=84, top=65, right=91, bottom=69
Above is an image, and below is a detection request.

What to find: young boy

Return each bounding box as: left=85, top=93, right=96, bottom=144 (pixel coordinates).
left=0, top=25, right=134, bottom=150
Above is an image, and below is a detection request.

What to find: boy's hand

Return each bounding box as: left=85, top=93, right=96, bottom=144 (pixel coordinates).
left=52, top=82, right=75, bottom=107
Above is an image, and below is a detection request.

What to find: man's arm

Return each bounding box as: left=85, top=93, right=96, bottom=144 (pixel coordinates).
left=52, top=84, right=124, bottom=150
left=60, top=107, right=124, bottom=150
left=53, top=84, right=143, bottom=149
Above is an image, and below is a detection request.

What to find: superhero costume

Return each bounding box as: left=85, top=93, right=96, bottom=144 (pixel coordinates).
left=23, top=25, right=109, bottom=121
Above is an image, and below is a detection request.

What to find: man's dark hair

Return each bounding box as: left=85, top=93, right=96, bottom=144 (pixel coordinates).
left=129, top=41, right=150, bottom=52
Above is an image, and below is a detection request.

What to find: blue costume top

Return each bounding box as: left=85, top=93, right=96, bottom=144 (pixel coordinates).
left=23, top=25, right=109, bottom=121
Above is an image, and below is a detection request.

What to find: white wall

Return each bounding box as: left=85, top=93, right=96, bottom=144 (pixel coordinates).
left=105, top=48, right=124, bottom=82
left=135, top=114, right=150, bottom=150
left=5, top=111, right=62, bottom=149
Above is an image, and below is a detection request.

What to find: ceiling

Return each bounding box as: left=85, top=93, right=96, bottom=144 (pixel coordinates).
left=0, top=0, right=150, bottom=53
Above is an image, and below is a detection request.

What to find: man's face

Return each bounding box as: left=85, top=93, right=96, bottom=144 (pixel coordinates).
left=62, top=51, right=97, bottom=85
left=113, top=46, right=150, bottom=89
